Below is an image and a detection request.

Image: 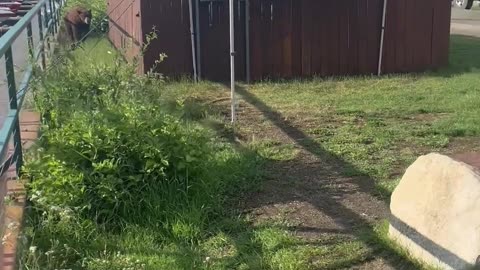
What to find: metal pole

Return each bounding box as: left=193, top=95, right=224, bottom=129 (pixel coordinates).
left=195, top=0, right=201, bottom=80
left=245, top=0, right=250, bottom=83
left=5, top=47, right=23, bottom=173
left=37, top=9, right=46, bottom=70
left=229, top=0, right=236, bottom=123
left=377, top=0, right=387, bottom=75
left=26, top=22, right=34, bottom=58
left=188, top=0, right=198, bottom=82
left=44, top=5, right=51, bottom=55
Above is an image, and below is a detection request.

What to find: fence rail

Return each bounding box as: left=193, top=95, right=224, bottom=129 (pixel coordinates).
left=0, top=0, right=64, bottom=180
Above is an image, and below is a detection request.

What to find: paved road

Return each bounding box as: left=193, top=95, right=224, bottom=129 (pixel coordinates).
left=451, top=7, right=480, bottom=37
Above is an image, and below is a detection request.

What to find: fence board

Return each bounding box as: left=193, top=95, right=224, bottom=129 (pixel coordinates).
left=110, top=0, right=452, bottom=81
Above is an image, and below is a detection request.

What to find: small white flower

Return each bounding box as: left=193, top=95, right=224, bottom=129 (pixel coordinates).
left=2, top=233, right=11, bottom=245
left=29, top=246, right=37, bottom=253
left=7, top=221, right=19, bottom=230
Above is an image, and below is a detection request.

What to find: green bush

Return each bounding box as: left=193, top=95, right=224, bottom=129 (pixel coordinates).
left=21, top=37, right=261, bottom=269
left=25, top=108, right=212, bottom=224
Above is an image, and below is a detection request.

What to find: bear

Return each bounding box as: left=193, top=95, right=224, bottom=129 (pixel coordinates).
left=62, top=6, right=92, bottom=47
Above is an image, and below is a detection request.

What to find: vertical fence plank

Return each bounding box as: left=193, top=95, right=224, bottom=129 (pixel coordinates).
left=301, top=0, right=312, bottom=76
left=357, top=0, right=368, bottom=74
left=338, top=0, right=349, bottom=75
left=291, top=0, right=302, bottom=77
left=394, top=0, right=406, bottom=73
left=348, top=0, right=359, bottom=75
left=330, top=1, right=340, bottom=75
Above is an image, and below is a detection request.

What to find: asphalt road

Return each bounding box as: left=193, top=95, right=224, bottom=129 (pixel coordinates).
left=451, top=7, right=480, bottom=37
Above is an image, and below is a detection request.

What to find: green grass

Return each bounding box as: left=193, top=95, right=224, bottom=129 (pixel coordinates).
left=20, top=34, right=480, bottom=270
left=150, top=34, right=480, bottom=269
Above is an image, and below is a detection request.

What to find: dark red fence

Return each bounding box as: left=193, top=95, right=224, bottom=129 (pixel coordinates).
left=249, top=0, right=384, bottom=80
left=382, top=0, right=451, bottom=73
left=139, top=0, right=193, bottom=76
left=108, top=0, right=452, bottom=81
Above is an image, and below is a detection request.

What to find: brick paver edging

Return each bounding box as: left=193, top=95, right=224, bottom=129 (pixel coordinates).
left=0, top=111, right=41, bottom=270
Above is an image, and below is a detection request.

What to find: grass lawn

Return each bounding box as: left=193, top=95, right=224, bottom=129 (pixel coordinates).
left=158, top=34, right=480, bottom=269
left=19, top=34, right=480, bottom=270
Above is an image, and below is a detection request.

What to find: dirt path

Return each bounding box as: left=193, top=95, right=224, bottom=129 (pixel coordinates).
left=226, top=87, right=418, bottom=269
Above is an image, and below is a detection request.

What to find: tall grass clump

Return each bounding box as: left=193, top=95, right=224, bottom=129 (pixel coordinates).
left=19, top=38, right=260, bottom=269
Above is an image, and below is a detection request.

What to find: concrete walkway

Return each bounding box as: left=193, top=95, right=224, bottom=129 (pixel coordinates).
left=0, top=14, right=42, bottom=128
left=0, top=111, right=40, bottom=270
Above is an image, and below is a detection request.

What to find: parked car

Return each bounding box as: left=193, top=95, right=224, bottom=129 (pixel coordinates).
left=452, top=0, right=479, bottom=9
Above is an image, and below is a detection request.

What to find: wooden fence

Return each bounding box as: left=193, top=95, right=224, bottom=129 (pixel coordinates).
left=107, top=0, right=143, bottom=72
left=108, top=0, right=452, bottom=81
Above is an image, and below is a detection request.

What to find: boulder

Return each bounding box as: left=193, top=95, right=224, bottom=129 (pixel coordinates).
left=389, top=153, right=480, bottom=270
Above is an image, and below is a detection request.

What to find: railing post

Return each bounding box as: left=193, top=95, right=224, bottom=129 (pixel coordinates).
left=26, top=22, right=34, bottom=58
left=43, top=5, right=51, bottom=56
left=38, top=9, right=46, bottom=70
left=50, top=0, right=58, bottom=34
left=56, top=0, right=62, bottom=30
left=5, top=47, right=23, bottom=174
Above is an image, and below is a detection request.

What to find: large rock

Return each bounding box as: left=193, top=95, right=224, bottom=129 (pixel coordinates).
left=389, top=153, right=480, bottom=270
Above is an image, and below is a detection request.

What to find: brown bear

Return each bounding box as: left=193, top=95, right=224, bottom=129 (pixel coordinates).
left=63, top=6, right=92, bottom=46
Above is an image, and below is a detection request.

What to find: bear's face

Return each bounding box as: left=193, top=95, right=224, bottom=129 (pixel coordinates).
left=78, top=8, right=92, bottom=25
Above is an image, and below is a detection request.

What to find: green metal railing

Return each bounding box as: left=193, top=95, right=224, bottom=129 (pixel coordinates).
left=0, top=0, right=65, bottom=178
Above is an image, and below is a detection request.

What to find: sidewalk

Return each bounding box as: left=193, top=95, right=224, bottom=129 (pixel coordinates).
left=0, top=110, right=40, bottom=270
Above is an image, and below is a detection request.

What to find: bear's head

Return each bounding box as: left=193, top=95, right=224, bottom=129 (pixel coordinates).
left=77, top=8, right=92, bottom=25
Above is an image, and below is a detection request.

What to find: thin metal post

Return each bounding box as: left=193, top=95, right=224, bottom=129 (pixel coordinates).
left=6, top=48, right=17, bottom=110
left=188, top=0, right=198, bottom=82
left=377, top=0, right=387, bottom=75
left=50, top=0, right=57, bottom=34
left=229, top=0, right=236, bottom=123
left=195, top=0, right=201, bottom=80
left=43, top=4, right=48, bottom=31
left=245, top=0, right=250, bottom=83
left=38, top=10, right=46, bottom=69
left=26, top=22, right=34, bottom=58
left=5, top=48, right=23, bottom=173
left=43, top=5, right=51, bottom=55
left=56, top=0, right=65, bottom=28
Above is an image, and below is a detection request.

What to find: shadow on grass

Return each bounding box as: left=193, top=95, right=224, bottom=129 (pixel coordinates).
left=223, top=84, right=471, bottom=269
left=434, top=34, right=480, bottom=77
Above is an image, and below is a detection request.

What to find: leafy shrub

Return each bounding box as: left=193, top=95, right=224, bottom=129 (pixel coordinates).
left=22, top=36, right=261, bottom=268
left=25, top=108, right=212, bottom=224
